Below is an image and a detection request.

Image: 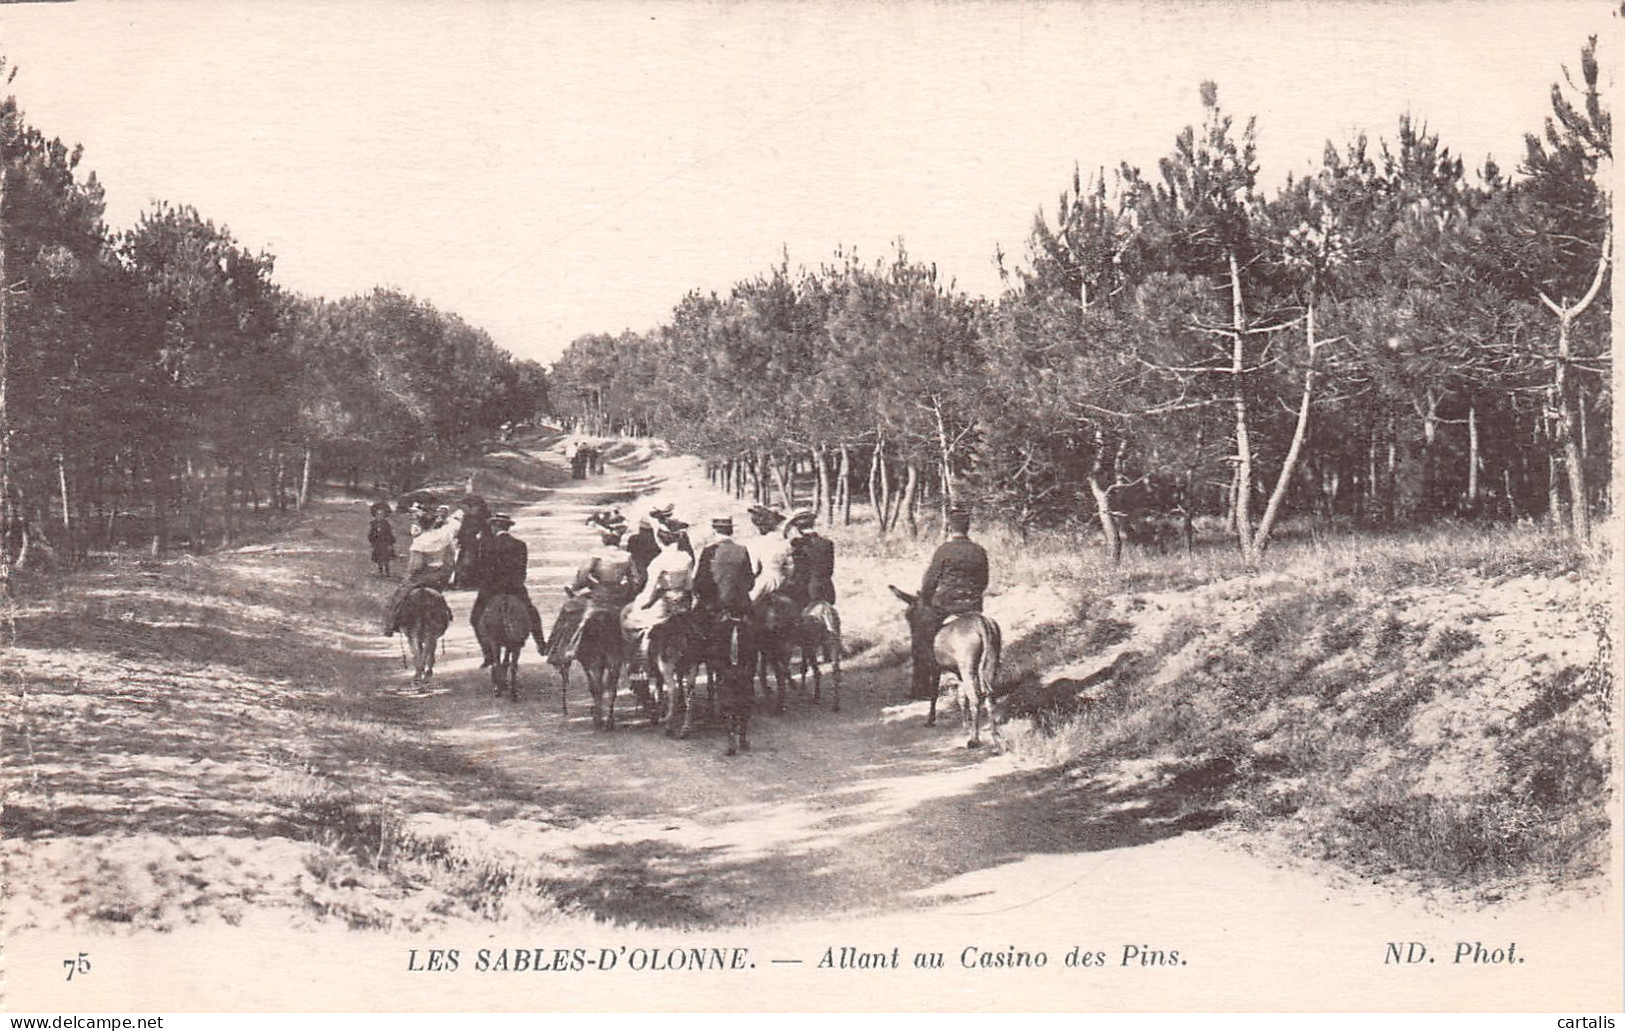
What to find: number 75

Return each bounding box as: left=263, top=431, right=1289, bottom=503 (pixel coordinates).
left=63, top=952, right=91, bottom=980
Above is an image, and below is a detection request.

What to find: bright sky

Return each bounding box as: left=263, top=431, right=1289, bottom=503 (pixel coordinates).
left=0, top=1, right=1612, bottom=366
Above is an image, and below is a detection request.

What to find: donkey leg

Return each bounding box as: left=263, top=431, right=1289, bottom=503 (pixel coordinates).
left=678, top=675, right=695, bottom=738
left=831, top=651, right=841, bottom=713
left=965, top=676, right=983, bottom=748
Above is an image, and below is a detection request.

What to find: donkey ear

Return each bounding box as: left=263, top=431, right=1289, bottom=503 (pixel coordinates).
left=887, top=585, right=915, bottom=604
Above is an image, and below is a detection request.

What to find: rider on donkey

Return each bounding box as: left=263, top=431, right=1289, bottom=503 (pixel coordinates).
left=626, top=507, right=662, bottom=578
left=909, top=506, right=988, bottom=700
left=383, top=509, right=463, bottom=636
left=694, top=514, right=758, bottom=753
left=744, top=505, right=794, bottom=605
left=621, top=516, right=695, bottom=691
left=782, top=507, right=835, bottom=609
left=469, top=512, right=547, bottom=667
left=693, top=514, right=754, bottom=617
left=451, top=493, right=490, bottom=589
left=547, top=512, right=644, bottom=669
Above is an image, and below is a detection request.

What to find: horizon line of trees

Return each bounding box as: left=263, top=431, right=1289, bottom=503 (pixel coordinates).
left=548, top=39, right=1612, bottom=564
left=0, top=58, right=549, bottom=591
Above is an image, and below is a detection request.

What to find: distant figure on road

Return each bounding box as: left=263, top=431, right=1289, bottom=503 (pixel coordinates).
left=367, top=502, right=396, bottom=577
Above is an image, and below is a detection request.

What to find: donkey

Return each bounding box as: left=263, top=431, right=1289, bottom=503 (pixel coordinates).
left=573, top=607, right=629, bottom=730
left=889, top=586, right=1004, bottom=748
left=747, top=593, right=801, bottom=714
left=402, top=586, right=453, bottom=684
left=477, top=594, right=532, bottom=701
left=647, top=611, right=704, bottom=739
left=797, top=600, right=843, bottom=712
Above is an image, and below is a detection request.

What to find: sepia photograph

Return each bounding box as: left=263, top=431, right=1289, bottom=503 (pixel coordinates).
left=0, top=0, right=1620, bottom=1018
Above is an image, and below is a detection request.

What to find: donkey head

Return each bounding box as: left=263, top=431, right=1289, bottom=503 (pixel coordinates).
left=887, top=585, right=935, bottom=633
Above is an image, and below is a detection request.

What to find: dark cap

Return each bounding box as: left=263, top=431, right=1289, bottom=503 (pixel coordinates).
left=946, top=507, right=971, bottom=533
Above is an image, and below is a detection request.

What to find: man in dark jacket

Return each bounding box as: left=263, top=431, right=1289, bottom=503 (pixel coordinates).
left=919, top=508, right=987, bottom=615
left=470, top=513, right=546, bottom=666
left=784, top=508, right=835, bottom=607
left=627, top=512, right=660, bottom=578
left=910, top=507, right=989, bottom=699
left=451, top=494, right=490, bottom=589
left=693, top=516, right=754, bottom=616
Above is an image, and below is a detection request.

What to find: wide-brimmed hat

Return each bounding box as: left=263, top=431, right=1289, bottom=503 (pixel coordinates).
left=369, top=501, right=391, bottom=515
left=488, top=512, right=515, bottom=529
left=786, top=508, right=816, bottom=531
left=711, top=515, right=735, bottom=534
left=748, top=505, right=784, bottom=529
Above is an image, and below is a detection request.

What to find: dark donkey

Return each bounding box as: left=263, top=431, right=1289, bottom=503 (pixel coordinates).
left=477, top=594, right=532, bottom=700
left=796, top=600, right=843, bottom=712
left=565, top=607, right=632, bottom=730
left=888, top=586, right=1004, bottom=748
left=748, top=593, right=801, bottom=714
left=402, top=586, right=453, bottom=683
left=645, top=611, right=705, bottom=739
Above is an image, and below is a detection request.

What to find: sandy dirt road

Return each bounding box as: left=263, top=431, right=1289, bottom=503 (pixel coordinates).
left=4, top=436, right=1618, bottom=1013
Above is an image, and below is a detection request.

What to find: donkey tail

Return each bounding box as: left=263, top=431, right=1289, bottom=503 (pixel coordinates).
left=978, top=615, right=1002, bottom=699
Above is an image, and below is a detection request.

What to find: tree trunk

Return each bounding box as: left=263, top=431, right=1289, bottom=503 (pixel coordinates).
left=1466, top=400, right=1480, bottom=509
left=1537, top=225, right=1608, bottom=541
left=867, top=441, right=883, bottom=531
left=1419, top=387, right=1440, bottom=516
left=223, top=464, right=236, bottom=548
left=1088, top=474, right=1121, bottom=566
left=899, top=461, right=920, bottom=537
left=1089, top=429, right=1122, bottom=565
left=298, top=445, right=313, bottom=510
left=57, top=453, right=71, bottom=541
left=813, top=446, right=831, bottom=523
left=838, top=444, right=851, bottom=526
left=1227, top=250, right=1257, bottom=562
left=875, top=447, right=894, bottom=535
left=932, top=396, right=957, bottom=516
left=1553, top=312, right=1591, bottom=540
left=150, top=452, right=171, bottom=557
left=771, top=454, right=794, bottom=511
left=1252, top=292, right=1320, bottom=557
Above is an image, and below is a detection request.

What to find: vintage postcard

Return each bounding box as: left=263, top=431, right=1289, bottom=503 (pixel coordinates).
left=0, top=0, right=1619, bottom=1018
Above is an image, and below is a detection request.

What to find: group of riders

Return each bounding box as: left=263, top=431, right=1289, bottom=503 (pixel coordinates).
left=372, top=453, right=993, bottom=738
